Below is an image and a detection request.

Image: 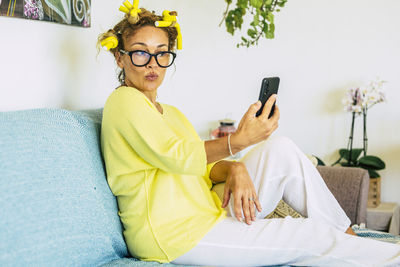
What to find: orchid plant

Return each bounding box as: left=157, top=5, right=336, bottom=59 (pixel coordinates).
left=342, top=79, right=386, bottom=114
left=332, top=78, right=387, bottom=178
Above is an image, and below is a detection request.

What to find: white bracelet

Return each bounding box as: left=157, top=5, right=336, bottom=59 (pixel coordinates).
left=227, top=133, right=235, bottom=157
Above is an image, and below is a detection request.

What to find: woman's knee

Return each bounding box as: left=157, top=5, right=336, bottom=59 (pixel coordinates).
left=262, top=135, right=297, bottom=153
left=253, top=135, right=306, bottom=168
left=241, top=135, right=302, bottom=169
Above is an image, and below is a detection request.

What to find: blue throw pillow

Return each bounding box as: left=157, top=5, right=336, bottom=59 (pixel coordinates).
left=0, top=108, right=128, bottom=266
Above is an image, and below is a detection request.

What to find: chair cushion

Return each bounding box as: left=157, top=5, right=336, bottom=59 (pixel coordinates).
left=0, top=108, right=128, bottom=266
left=100, top=257, right=186, bottom=267
left=352, top=225, right=400, bottom=244
left=99, top=258, right=289, bottom=267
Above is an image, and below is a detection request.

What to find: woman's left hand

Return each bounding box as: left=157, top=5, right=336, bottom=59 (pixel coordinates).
left=221, top=162, right=262, bottom=225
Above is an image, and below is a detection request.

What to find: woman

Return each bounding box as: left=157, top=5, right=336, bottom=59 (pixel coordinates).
left=99, top=6, right=400, bottom=267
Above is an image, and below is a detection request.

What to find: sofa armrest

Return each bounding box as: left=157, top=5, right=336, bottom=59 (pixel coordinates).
left=317, top=166, right=369, bottom=226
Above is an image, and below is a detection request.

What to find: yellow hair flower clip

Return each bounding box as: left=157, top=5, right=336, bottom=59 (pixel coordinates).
left=155, top=10, right=182, bottom=50
left=101, top=36, right=119, bottom=51
left=119, top=0, right=141, bottom=24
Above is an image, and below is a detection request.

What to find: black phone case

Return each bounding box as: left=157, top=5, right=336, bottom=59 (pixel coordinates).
left=256, top=77, right=280, bottom=117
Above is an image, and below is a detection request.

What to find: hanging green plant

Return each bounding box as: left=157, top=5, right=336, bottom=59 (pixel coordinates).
left=220, top=0, right=288, bottom=48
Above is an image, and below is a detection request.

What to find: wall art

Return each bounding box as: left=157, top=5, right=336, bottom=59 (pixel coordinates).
left=0, top=0, right=91, bottom=27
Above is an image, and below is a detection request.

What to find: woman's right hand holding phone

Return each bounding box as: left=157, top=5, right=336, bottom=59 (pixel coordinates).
left=230, top=95, right=280, bottom=152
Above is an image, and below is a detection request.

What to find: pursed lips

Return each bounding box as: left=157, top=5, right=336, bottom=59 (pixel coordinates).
left=145, top=73, right=159, bottom=81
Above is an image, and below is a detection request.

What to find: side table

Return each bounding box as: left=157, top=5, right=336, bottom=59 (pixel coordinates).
left=366, top=202, right=400, bottom=235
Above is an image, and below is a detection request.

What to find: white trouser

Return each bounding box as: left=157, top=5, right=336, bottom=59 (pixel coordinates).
left=172, top=136, right=400, bottom=266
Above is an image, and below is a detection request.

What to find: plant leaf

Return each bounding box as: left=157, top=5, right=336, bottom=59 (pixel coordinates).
left=359, top=156, right=386, bottom=170
left=269, top=23, right=275, bottom=34
left=237, top=0, right=248, bottom=9
left=253, top=14, right=259, bottom=25
left=247, top=28, right=257, bottom=38
left=313, top=156, right=326, bottom=166
left=262, top=23, right=269, bottom=34
left=226, top=20, right=235, bottom=35
left=338, top=148, right=363, bottom=164
left=233, top=8, right=244, bottom=29
left=266, top=12, right=274, bottom=23
left=367, top=169, right=380, bottom=178
left=338, top=148, right=348, bottom=158
left=250, top=0, right=262, bottom=8
left=340, top=162, right=354, bottom=167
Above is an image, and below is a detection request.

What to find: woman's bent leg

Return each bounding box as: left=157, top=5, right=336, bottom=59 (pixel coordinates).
left=172, top=217, right=400, bottom=267
left=235, top=135, right=350, bottom=231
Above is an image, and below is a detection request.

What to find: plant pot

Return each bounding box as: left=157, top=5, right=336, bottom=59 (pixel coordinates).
left=368, top=177, right=381, bottom=208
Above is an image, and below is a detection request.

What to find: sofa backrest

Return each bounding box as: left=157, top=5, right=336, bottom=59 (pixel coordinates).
left=0, top=108, right=128, bottom=266
left=317, top=166, right=369, bottom=225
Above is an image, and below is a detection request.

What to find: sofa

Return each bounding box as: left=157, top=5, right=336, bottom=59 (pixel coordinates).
left=0, top=108, right=370, bottom=267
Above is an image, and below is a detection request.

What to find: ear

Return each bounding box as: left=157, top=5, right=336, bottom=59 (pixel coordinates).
left=115, top=51, right=124, bottom=69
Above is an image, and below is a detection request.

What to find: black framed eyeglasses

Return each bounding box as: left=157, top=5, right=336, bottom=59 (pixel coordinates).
left=119, top=49, right=176, bottom=68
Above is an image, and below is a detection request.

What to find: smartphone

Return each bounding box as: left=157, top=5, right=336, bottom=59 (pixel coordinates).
left=255, top=77, right=280, bottom=118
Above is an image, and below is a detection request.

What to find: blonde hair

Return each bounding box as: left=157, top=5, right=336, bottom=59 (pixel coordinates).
left=97, top=8, right=178, bottom=84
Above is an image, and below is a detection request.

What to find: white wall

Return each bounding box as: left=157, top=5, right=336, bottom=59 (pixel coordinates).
left=1, top=1, right=400, bottom=205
